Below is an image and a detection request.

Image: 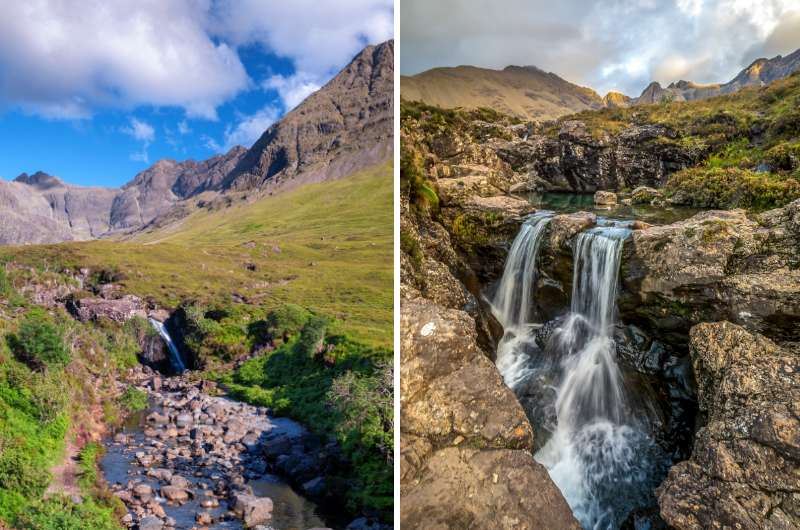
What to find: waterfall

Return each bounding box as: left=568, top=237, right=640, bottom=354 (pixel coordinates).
left=493, top=219, right=666, bottom=529
left=534, top=225, right=664, bottom=529
left=490, top=211, right=553, bottom=388
left=148, top=318, right=186, bottom=374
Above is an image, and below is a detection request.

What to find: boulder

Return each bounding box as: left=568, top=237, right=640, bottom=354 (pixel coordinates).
left=594, top=190, right=617, bottom=205
left=400, top=296, right=579, bottom=529
left=657, top=322, right=800, bottom=529
left=68, top=294, right=146, bottom=323
left=137, top=516, right=164, bottom=530
left=630, top=186, right=662, bottom=204
left=231, top=492, right=273, bottom=527
left=620, top=205, right=800, bottom=343
left=160, top=485, right=190, bottom=502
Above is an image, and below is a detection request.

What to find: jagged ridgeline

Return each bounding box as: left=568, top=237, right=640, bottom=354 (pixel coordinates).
left=400, top=54, right=800, bottom=529
left=0, top=39, right=393, bottom=529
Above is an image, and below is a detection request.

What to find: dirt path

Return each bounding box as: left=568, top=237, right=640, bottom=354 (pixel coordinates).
left=45, top=439, right=81, bottom=498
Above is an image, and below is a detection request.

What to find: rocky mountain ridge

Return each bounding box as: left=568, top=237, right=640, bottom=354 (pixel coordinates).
left=401, top=47, right=800, bottom=120
left=0, top=39, right=394, bottom=246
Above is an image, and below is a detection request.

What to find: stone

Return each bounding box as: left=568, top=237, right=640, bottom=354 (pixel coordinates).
left=400, top=296, right=579, bottom=529
left=630, top=186, right=661, bottom=204
left=68, top=294, right=146, bottom=323
left=138, top=516, right=164, bottom=530
left=657, top=322, right=800, bottom=529
left=160, top=485, right=190, bottom=502
left=231, top=493, right=273, bottom=527
left=594, top=190, right=617, bottom=205
left=196, top=512, right=213, bottom=525
left=169, top=475, right=191, bottom=489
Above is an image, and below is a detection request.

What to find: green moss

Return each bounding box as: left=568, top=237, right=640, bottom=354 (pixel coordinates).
left=665, top=166, right=800, bottom=210
left=117, top=386, right=148, bottom=413
left=400, top=229, right=423, bottom=270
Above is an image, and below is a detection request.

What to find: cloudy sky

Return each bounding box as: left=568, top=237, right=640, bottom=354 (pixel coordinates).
left=402, top=0, right=800, bottom=96
left=0, top=0, right=392, bottom=186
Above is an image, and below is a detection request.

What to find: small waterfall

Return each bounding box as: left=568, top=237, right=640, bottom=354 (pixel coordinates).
left=493, top=220, right=666, bottom=529
left=535, top=226, right=664, bottom=529
left=490, top=211, right=553, bottom=388
left=148, top=318, right=186, bottom=374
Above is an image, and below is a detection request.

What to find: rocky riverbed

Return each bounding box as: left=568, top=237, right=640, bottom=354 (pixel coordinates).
left=102, top=367, right=381, bottom=530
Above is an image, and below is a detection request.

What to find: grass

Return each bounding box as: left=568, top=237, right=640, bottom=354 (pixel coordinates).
left=0, top=162, right=393, bottom=348
left=222, top=317, right=393, bottom=520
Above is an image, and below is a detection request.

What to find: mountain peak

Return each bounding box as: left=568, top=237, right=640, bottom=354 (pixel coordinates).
left=14, top=171, right=64, bottom=190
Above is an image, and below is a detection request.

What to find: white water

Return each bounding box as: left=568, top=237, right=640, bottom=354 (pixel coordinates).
left=490, top=211, right=553, bottom=388
left=495, top=222, right=665, bottom=529
left=148, top=318, right=186, bottom=374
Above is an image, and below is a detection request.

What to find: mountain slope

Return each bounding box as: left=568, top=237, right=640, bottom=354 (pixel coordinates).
left=634, top=47, right=800, bottom=105
left=224, top=40, right=393, bottom=191
left=400, top=65, right=604, bottom=121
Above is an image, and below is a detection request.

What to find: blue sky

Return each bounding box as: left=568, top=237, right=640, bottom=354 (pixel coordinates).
left=0, top=1, right=393, bottom=188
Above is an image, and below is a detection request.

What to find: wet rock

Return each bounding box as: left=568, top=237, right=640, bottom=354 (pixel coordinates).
left=400, top=296, right=579, bottom=529
left=160, top=485, right=190, bottom=502
left=630, top=186, right=661, bottom=204
left=232, top=492, right=273, bottom=527
left=620, top=205, right=800, bottom=343
left=138, top=515, right=164, bottom=530
left=594, top=190, right=617, bottom=205
left=657, top=322, right=800, bottom=529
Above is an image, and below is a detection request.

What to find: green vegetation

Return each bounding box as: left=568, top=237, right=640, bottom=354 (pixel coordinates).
left=1, top=163, right=393, bottom=348
left=6, top=308, right=70, bottom=370
left=223, top=309, right=392, bottom=520
left=400, top=145, right=439, bottom=212
left=118, top=386, right=148, bottom=413
left=0, top=268, right=145, bottom=529
left=665, top=166, right=800, bottom=210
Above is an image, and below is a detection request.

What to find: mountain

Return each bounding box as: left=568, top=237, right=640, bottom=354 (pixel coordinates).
left=400, top=65, right=605, bottom=121
left=0, top=146, right=247, bottom=244
left=0, top=40, right=393, bottom=245
left=633, top=47, right=800, bottom=105
left=224, top=39, right=393, bottom=191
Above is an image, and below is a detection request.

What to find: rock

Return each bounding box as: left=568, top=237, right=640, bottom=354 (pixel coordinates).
left=68, top=294, right=146, bottom=323
left=133, top=483, right=153, bottom=499
left=196, top=512, right=213, bottom=525
left=594, top=190, right=617, bottom=205
left=630, top=186, right=661, bottom=204
left=138, top=515, right=164, bottom=530
left=231, top=493, right=273, bottom=527
left=175, top=413, right=193, bottom=428
left=620, top=204, right=800, bottom=343
left=657, top=322, right=800, bottom=529
left=160, top=485, right=190, bottom=502
left=301, top=476, right=326, bottom=497
left=464, top=195, right=534, bottom=216
left=400, top=296, right=579, bottom=529
left=169, top=475, right=191, bottom=489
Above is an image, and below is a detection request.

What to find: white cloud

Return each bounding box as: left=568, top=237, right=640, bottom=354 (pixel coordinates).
left=121, top=118, right=155, bottom=143
left=401, top=0, right=800, bottom=96
left=221, top=105, right=281, bottom=151
left=202, top=134, right=222, bottom=153
left=262, top=72, right=321, bottom=110
left=177, top=120, right=191, bottom=135
left=212, top=0, right=393, bottom=78
left=0, top=0, right=250, bottom=120
left=121, top=117, right=155, bottom=163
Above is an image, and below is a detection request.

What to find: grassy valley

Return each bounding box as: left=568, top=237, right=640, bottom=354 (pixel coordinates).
left=0, top=161, right=394, bottom=526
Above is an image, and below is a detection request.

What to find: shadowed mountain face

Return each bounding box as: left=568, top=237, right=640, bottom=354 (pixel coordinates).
left=0, top=40, right=394, bottom=246
left=401, top=65, right=604, bottom=121
left=634, top=47, right=800, bottom=105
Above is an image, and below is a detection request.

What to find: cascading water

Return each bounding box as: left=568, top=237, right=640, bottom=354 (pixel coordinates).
left=494, top=220, right=667, bottom=529
left=148, top=318, right=186, bottom=374
left=489, top=211, right=553, bottom=388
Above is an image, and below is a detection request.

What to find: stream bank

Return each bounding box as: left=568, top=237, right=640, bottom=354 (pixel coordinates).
left=101, top=365, right=357, bottom=530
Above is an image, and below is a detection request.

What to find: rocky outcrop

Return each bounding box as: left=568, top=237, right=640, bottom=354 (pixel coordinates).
left=68, top=294, right=147, bottom=323
left=633, top=47, right=800, bottom=106
left=224, top=40, right=393, bottom=192
left=620, top=201, right=800, bottom=343
left=400, top=296, right=579, bottom=529
left=657, top=322, right=800, bottom=529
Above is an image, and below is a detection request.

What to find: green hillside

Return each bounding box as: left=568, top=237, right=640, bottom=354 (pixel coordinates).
left=2, top=162, right=393, bottom=347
